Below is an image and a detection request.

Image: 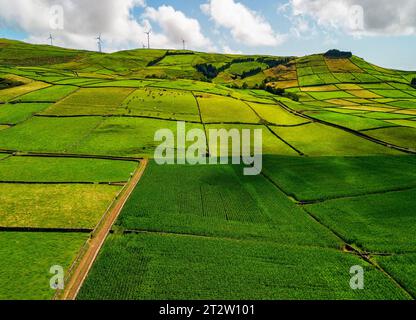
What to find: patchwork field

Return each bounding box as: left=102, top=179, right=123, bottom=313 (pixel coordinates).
left=1, top=39, right=416, bottom=300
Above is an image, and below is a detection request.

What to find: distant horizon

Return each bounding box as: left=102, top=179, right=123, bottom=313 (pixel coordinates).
left=2, top=37, right=414, bottom=73
left=0, top=0, right=415, bottom=71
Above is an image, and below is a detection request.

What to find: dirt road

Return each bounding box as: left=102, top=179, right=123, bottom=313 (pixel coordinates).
left=58, top=158, right=149, bottom=300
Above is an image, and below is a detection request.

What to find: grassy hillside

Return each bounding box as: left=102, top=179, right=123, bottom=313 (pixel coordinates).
left=1, top=39, right=416, bottom=300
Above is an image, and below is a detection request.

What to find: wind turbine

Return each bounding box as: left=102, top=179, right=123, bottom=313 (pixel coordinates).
left=96, top=34, right=103, bottom=53
left=48, top=34, right=54, bottom=46
left=144, top=30, right=151, bottom=49
left=182, top=39, right=186, bottom=50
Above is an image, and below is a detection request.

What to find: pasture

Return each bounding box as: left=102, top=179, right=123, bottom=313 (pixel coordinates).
left=1, top=39, right=416, bottom=300
left=0, top=184, right=120, bottom=229
left=0, top=232, right=87, bottom=300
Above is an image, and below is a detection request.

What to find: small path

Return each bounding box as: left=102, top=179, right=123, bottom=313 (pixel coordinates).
left=58, top=158, right=149, bottom=300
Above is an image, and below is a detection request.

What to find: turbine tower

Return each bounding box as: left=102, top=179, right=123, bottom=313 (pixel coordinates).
left=145, top=30, right=151, bottom=49
left=96, top=34, right=103, bottom=53
left=48, top=34, right=54, bottom=46
left=182, top=39, right=186, bottom=50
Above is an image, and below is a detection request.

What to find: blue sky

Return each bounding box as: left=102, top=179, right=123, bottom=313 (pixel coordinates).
left=1, top=0, right=415, bottom=70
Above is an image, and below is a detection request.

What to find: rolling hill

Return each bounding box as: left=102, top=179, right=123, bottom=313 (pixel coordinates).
left=1, top=39, right=416, bottom=300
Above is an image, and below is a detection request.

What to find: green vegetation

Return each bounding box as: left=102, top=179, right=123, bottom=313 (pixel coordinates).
left=304, top=110, right=395, bottom=131
left=0, top=103, right=51, bottom=124
left=0, top=82, right=50, bottom=103
left=262, top=155, right=416, bottom=201
left=364, top=127, right=416, bottom=150
left=75, top=117, right=205, bottom=157
left=0, top=116, right=103, bottom=152
left=197, top=93, right=260, bottom=123
left=41, top=87, right=134, bottom=116
left=0, top=184, right=120, bottom=229
left=122, top=88, right=200, bottom=121
left=78, top=233, right=408, bottom=300
left=324, top=49, right=353, bottom=59
left=2, top=39, right=416, bottom=300
left=0, top=232, right=87, bottom=300
left=0, top=156, right=137, bottom=182
left=270, top=123, right=400, bottom=156
left=0, top=76, right=23, bottom=89
left=376, top=254, right=416, bottom=297
left=305, top=189, right=416, bottom=253
left=206, top=124, right=298, bottom=156
left=248, top=102, right=309, bottom=126
left=13, top=85, right=78, bottom=102
left=116, top=162, right=338, bottom=247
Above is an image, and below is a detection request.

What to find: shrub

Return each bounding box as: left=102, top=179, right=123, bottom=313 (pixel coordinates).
left=411, top=78, right=416, bottom=88
left=0, top=78, right=23, bottom=90
left=324, top=49, right=352, bottom=59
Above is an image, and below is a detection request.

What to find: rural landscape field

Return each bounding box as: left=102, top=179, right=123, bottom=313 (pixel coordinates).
left=0, top=37, right=416, bottom=301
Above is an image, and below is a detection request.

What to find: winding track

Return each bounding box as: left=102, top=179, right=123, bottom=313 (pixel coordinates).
left=57, top=158, right=148, bottom=300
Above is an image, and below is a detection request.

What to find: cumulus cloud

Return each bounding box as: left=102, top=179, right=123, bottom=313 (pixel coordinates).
left=201, top=0, right=284, bottom=46
left=286, top=0, right=416, bottom=36
left=144, top=5, right=213, bottom=50
left=0, top=0, right=213, bottom=52
left=221, top=45, right=242, bottom=55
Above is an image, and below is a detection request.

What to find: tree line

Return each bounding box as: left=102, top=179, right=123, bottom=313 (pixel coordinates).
left=196, top=57, right=291, bottom=80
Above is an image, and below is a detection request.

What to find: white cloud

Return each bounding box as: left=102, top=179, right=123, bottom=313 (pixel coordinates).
left=222, top=45, right=242, bottom=55
left=201, top=0, right=284, bottom=46
left=0, top=0, right=213, bottom=52
left=143, top=5, right=213, bottom=50
left=287, top=0, right=416, bottom=36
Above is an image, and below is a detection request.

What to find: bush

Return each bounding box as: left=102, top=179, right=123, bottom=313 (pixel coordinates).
left=263, top=84, right=299, bottom=102
left=0, top=78, right=23, bottom=90
left=411, top=78, right=416, bottom=88
left=324, top=49, right=352, bottom=59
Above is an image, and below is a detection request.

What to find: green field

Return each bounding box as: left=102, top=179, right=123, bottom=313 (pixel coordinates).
left=0, top=184, right=120, bottom=229
left=262, top=155, right=416, bottom=201
left=198, top=93, right=260, bottom=123
left=0, top=103, right=51, bottom=124
left=13, top=85, right=78, bottom=103
left=305, top=188, right=416, bottom=253
left=0, top=232, right=88, bottom=300
left=270, top=123, right=400, bottom=156
left=0, top=116, right=103, bottom=152
left=121, top=88, right=200, bottom=121
left=115, top=162, right=339, bottom=247
left=78, top=233, right=408, bottom=300
left=0, top=156, right=137, bottom=182
left=0, top=81, right=50, bottom=103
left=1, top=39, right=416, bottom=300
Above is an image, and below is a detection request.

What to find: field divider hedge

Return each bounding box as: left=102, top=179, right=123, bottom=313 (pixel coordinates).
left=359, top=125, right=404, bottom=132
left=34, top=114, right=203, bottom=124
left=192, top=91, right=210, bottom=156
left=0, top=226, right=93, bottom=233
left=8, top=151, right=142, bottom=162
left=0, top=181, right=127, bottom=185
